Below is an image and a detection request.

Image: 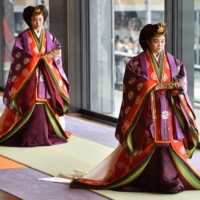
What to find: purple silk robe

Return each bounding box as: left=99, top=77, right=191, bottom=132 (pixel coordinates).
left=0, top=28, right=71, bottom=147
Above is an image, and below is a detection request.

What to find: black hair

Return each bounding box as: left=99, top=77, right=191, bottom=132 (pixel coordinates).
left=139, top=23, right=168, bottom=51
left=23, top=5, right=48, bottom=27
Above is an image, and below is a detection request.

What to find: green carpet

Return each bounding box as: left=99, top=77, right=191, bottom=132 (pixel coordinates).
left=0, top=136, right=200, bottom=200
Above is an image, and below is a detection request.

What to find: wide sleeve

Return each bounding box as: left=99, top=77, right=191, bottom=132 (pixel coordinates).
left=168, top=56, right=199, bottom=157
left=44, top=31, right=70, bottom=93
left=3, top=33, right=32, bottom=111
left=115, top=54, right=156, bottom=155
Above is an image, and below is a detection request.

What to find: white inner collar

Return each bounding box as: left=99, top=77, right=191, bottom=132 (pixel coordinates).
left=153, top=53, right=160, bottom=62
left=34, top=29, right=41, bottom=38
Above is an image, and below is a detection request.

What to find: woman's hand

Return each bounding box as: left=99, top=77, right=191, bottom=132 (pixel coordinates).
left=41, top=48, right=61, bottom=59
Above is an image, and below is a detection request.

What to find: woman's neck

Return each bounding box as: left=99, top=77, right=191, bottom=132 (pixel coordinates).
left=34, top=28, right=41, bottom=33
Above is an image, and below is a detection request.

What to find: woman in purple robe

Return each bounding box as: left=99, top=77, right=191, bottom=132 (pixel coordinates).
left=0, top=5, right=71, bottom=147
left=70, top=23, right=200, bottom=193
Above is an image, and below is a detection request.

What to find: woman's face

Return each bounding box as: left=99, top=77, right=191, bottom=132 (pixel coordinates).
left=30, top=14, right=44, bottom=31
left=147, top=35, right=165, bottom=55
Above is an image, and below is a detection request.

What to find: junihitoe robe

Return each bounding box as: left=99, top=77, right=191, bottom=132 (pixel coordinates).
left=0, top=28, right=70, bottom=147
left=70, top=50, right=200, bottom=193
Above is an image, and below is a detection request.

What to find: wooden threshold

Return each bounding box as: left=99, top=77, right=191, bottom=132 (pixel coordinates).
left=0, top=191, right=21, bottom=200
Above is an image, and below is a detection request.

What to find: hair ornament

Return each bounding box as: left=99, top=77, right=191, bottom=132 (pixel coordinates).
left=33, top=5, right=43, bottom=15
left=154, top=23, right=166, bottom=36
